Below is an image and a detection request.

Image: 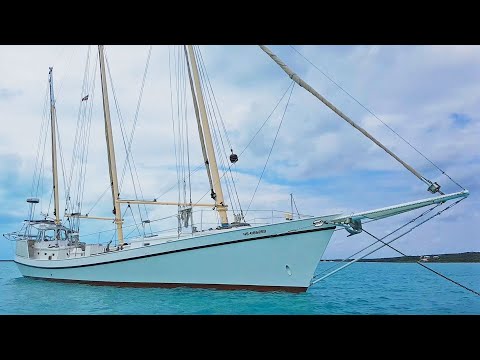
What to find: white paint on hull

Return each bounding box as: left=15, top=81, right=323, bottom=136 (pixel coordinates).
left=15, top=218, right=336, bottom=290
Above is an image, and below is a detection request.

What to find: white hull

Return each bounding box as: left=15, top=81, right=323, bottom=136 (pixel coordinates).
left=15, top=218, right=336, bottom=292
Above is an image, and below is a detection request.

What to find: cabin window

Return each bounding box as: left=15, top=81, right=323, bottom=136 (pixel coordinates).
left=37, top=252, right=39, bottom=255
left=52, top=253, right=55, bottom=256
left=44, top=253, right=47, bottom=255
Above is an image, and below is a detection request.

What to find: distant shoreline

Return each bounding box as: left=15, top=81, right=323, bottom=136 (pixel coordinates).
left=323, top=251, right=480, bottom=263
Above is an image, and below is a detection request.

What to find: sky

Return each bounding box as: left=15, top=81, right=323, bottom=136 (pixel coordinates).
left=0, top=45, right=478, bottom=260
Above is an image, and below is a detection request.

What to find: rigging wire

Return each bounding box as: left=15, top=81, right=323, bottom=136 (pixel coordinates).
left=46, top=190, right=53, bottom=218
left=180, top=48, right=193, bottom=206
left=176, top=46, right=183, bottom=207
left=37, top=113, right=49, bottom=212
left=54, top=46, right=78, bottom=101
left=169, top=46, right=182, bottom=210
left=64, top=45, right=93, bottom=222
left=195, top=46, right=244, bottom=217
left=31, top=81, right=50, bottom=197
left=177, top=46, right=187, bottom=207
left=127, top=204, right=142, bottom=237
left=361, top=227, right=480, bottom=297
left=105, top=47, right=154, bottom=234
left=116, top=46, right=153, bottom=213
left=196, top=48, right=233, bottom=150
left=292, top=194, right=301, bottom=219
left=55, top=108, right=68, bottom=208
left=104, top=49, right=152, bottom=229
left=239, top=81, right=294, bottom=158
left=313, top=203, right=443, bottom=278
left=310, top=198, right=479, bottom=299
left=194, top=45, right=241, bottom=216
left=245, top=82, right=295, bottom=216
left=32, top=78, right=52, bottom=213
left=185, top=71, right=193, bottom=207
left=62, top=45, right=97, bottom=231
left=174, top=81, right=298, bottom=220
left=151, top=80, right=293, bottom=203
left=289, top=45, right=465, bottom=190
left=85, top=184, right=111, bottom=215
left=79, top=213, right=179, bottom=238
left=73, top=52, right=97, bottom=230
left=194, top=48, right=241, bottom=214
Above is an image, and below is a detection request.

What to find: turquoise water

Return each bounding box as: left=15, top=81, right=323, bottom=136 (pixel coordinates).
left=0, top=261, right=478, bottom=314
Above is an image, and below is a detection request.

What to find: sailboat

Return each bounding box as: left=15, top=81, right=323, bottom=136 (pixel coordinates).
left=4, top=45, right=469, bottom=292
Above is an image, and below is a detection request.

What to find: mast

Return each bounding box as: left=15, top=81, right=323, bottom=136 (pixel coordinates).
left=183, top=46, right=216, bottom=201
left=48, top=67, right=61, bottom=225
left=98, top=45, right=124, bottom=244
left=259, top=45, right=443, bottom=195
left=186, top=45, right=229, bottom=227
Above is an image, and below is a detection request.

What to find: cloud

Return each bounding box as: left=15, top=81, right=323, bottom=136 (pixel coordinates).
left=0, top=45, right=478, bottom=261
left=0, top=88, right=22, bottom=101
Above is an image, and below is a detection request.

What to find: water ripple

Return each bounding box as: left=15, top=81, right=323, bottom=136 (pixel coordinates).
left=0, top=262, right=478, bottom=314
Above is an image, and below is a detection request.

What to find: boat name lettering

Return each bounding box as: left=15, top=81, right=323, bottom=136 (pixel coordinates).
left=243, top=230, right=266, bottom=236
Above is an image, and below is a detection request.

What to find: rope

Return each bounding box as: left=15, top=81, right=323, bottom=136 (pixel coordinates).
left=195, top=46, right=243, bottom=216
left=151, top=80, right=294, bottom=203
left=55, top=112, right=68, bottom=209
left=117, top=45, right=152, bottom=197
left=314, top=203, right=442, bottom=278
left=54, top=46, right=78, bottom=101
left=362, top=228, right=480, bottom=297
left=74, top=54, right=96, bottom=226
left=311, top=199, right=473, bottom=296
left=169, top=46, right=181, bottom=209
left=239, top=82, right=293, bottom=158
left=196, top=47, right=233, bottom=151
left=292, top=194, right=301, bottom=219
left=414, top=261, right=480, bottom=297
left=31, top=81, right=50, bottom=197
left=186, top=77, right=293, bottom=213
left=179, top=46, right=188, bottom=207
left=34, top=93, right=50, bottom=201
left=46, top=190, right=53, bottom=218
left=245, top=82, right=295, bottom=216
left=127, top=204, right=142, bottom=237
left=105, top=50, right=151, bottom=227
left=289, top=45, right=465, bottom=190
left=184, top=51, right=192, bottom=206
left=195, top=46, right=239, bottom=213
left=105, top=53, right=150, bottom=225
left=64, top=46, right=97, bottom=231
left=63, top=45, right=93, bottom=223
left=85, top=184, right=111, bottom=215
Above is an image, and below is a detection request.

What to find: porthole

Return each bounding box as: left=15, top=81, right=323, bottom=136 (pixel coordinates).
left=285, top=265, right=292, bottom=276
